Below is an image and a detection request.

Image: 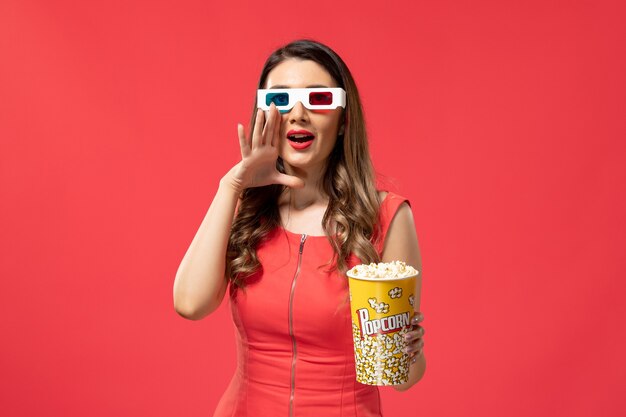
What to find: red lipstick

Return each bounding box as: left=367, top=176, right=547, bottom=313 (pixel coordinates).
left=286, top=129, right=315, bottom=150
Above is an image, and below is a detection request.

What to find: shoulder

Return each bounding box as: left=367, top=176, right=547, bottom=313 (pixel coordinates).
left=387, top=202, right=414, bottom=233
left=377, top=190, right=411, bottom=224
left=372, top=190, right=413, bottom=250
left=380, top=196, right=421, bottom=270
left=377, top=190, right=410, bottom=206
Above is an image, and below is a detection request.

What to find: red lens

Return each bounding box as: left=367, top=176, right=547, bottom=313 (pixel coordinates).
left=309, top=91, right=333, bottom=105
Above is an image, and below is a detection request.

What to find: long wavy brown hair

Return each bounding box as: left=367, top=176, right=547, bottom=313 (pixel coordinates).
left=226, top=39, right=383, bottom=289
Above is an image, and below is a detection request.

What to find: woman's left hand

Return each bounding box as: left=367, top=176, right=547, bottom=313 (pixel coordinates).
left=404, top=312, right=425, bottom=364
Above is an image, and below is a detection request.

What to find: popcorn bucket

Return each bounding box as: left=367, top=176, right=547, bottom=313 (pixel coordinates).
left=347, top=262, right=418, bottom=386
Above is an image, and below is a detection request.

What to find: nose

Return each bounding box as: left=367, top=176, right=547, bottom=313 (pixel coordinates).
left=287, top=100, right=309, bottom=123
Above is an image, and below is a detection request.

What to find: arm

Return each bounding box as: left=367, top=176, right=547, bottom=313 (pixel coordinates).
left=380, top=202, right=426, bottom=391
left=172, top=165, right=243, bottom=320
left=173, top=105, right=303, bottom=321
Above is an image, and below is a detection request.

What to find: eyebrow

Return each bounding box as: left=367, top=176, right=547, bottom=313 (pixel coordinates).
left=268, top=84, right=330, bottom=89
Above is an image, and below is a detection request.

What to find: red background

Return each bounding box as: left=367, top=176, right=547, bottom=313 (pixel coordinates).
left=1, top=1, right=624, bottom=416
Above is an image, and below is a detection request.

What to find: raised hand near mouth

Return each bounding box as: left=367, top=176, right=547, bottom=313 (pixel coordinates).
left=231, top=102, right=305, bottom=191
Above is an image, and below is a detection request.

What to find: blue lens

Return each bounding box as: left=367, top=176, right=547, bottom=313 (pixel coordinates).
left=266, top=92, right=289, bottom=107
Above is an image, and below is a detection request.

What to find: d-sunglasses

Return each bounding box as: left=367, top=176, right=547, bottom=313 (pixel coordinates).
left=257, top=88, right=347, bottom=113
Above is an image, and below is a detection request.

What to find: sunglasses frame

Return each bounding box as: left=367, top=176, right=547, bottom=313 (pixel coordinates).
left=257, top=87, right=347, bottom=113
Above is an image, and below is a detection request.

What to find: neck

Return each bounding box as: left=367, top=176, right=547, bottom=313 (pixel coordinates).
left=282, top=162, right=328, bottom=209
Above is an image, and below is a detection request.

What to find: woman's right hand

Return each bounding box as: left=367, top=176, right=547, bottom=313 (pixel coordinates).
left=231, top=102, right=305, bottom=190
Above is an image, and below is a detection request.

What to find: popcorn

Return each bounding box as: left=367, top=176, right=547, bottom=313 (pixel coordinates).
left=352, top=323, right=410, bottom=385
left=388, top=287, right=403, bottom=299
left=347, top=261, right=418, bottom=279
left=368, top=297, right=389, bottom=314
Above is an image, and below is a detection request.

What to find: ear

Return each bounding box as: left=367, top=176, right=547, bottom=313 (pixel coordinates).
left=339, top=123, right=345, bottom=136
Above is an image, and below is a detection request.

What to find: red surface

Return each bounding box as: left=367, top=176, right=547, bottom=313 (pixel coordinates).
left=1, top=1, right=624, bottom=416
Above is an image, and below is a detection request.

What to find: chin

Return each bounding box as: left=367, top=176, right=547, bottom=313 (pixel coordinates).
left=281, top=157, right=310, bottom=169
left=280, top=154, right=321, bottom=170
left=280, top=147, right=331, bottom=171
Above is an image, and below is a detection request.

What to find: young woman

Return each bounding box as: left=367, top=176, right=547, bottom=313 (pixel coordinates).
left=173, top=39, right=426, bottom=416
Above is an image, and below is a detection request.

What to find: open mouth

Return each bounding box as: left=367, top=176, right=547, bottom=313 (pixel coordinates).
left=287, top=133, right=315, bottom=143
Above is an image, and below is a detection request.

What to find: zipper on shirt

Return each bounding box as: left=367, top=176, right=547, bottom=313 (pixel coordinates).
left=288, top=233, right=307, bottom=417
